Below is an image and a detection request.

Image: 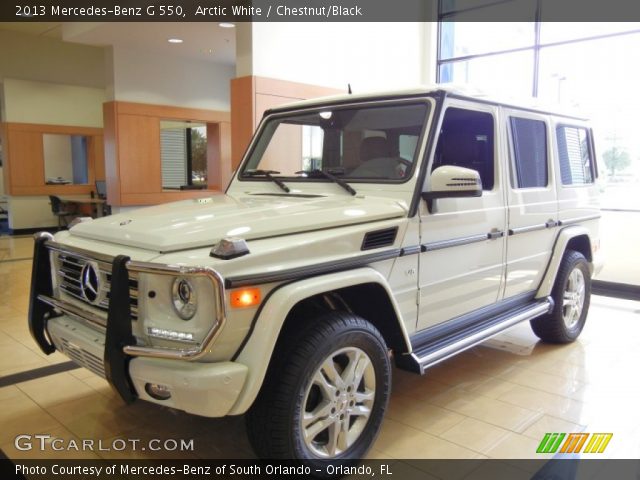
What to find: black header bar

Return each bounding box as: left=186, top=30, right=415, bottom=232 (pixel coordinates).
left=3, top=0, right=640, bottom=22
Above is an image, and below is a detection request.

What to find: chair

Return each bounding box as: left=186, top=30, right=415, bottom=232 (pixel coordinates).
left=359, top=136, right=392, bottom=163
left=95, top=180, right=107, bottom=199
left=95, top=180, right=112, bottom=216
left=49, top=196, right=76, bottom=230
left=348, top=137, right=399, bottom=178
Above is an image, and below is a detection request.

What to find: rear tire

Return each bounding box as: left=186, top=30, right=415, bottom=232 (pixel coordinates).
left=531, top=250, right=591, bottom=343
left=246, top=311, right=391, bottom=466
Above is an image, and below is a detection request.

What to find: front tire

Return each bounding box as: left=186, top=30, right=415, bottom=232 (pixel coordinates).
left=531, top=250, right=591, bottom=343
left=246, top=311, right=391, bottom=465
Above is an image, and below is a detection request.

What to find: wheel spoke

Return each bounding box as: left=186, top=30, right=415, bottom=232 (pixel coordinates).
left=312, top=369, right=337, bottom=398
left=353, top=355, right=370, bottom=387
left=326, top=421, right=339, bottom=456
left=320, top=357, right=345, bottom=390
left=350, top=404, right=372, bottom=418
left=354, top=390, right=375, bottom=403
left=303, top=401, right=332, bottom=427
left=304, top=416, right=335, bottom=444
left=563, top=292, right=574, bottom=307
left=337, top=419, right=350, bottom=451
left=340, top=349, right=362, bottom=385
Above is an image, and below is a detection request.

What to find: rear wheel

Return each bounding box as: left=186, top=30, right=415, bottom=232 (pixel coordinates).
left=531, top=250, right=591, bottom=343
left=246, top=311, right=391, bottom=465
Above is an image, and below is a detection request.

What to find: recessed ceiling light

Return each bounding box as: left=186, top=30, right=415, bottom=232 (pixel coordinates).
left=219, top=23, right=235, bottom=28
left=168, top=38, right=183, bottom=44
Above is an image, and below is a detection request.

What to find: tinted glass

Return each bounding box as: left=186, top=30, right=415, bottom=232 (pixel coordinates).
left=510, top=117, right=548, bottom=188
left=433, top=108, right=495, bottom=190
left=242, top=103, right=429, bottom=182
left=557, top=126, right=594, bottom=185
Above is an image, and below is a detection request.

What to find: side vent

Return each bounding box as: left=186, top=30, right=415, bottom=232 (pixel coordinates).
left=361, top=227, right=398, bottom=251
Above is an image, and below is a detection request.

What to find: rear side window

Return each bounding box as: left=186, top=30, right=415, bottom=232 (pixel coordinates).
left=510, top=117, right=548, bottom=188
left=556, top=126, right=594, bottom=185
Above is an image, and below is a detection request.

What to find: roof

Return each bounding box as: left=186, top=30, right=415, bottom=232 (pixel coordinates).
left=266, top=84, right=589, bottom=121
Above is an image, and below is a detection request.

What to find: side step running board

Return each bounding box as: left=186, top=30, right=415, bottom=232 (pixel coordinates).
left=397, top=297, right=553, bottom=375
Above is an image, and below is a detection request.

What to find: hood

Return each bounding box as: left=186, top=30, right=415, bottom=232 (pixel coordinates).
left=69, top=193, right=407, bottom=252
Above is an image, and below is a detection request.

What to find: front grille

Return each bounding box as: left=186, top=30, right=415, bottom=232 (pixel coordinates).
left=56, top=253, right=139, bottom=321
left=59, top=337, right=105, bottom=378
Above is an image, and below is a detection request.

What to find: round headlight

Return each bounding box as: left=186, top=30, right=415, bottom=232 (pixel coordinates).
left=171, top=278, right=197, bottom=320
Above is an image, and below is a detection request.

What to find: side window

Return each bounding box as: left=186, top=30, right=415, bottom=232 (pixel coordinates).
left=557, top=126, right=594, bottom=185
left=399, top=134, right=419, bottom=162
left=510, top=117, right=548, bottom=188
left=433, top=107, right=494, bottom=190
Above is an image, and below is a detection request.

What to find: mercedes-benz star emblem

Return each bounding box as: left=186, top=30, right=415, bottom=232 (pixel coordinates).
left=80, top=262, right=101, bottom=304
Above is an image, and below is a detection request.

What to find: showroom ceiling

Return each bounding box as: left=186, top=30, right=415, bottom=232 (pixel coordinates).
left=0, top=22, right=236, bottom=66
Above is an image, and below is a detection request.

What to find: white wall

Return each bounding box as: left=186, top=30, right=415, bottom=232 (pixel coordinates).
left=0, top=29, right=105, bottom=89
left=2, top=77, right=106, bottom=230
left=3, top=78, right=106, bottom=127
left=43, top=134, right=73, bottom=181
left=110, top=46, right=235, bottom=110
left=8, top=196, right=58, bottom=230
left=245, top=23, right=430, bottom=91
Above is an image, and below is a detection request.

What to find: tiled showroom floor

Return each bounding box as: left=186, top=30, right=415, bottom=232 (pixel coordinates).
left=1, top=235, right=639, bottom=463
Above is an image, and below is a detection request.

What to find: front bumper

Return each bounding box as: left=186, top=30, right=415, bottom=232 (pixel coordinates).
left=28, top=233, right=241, bottom=416
left=47, top=314, right=247, bottom=417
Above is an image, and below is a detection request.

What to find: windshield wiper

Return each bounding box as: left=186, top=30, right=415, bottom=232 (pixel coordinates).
left=295, top=169, right=357, bottom=196
left=244, top=169, right=290, bottom=193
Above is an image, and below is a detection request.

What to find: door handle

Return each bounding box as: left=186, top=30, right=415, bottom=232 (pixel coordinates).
left=487, top=229, right=504, bottom=240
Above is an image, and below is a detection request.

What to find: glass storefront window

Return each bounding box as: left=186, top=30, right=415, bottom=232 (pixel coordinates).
left=439, top=49, right=534, bottom=99
left=439, top=22, right=535, bottom=60
left=539, top=21, right=640, bottom=45
left=438, top=19, right=640, bottom=287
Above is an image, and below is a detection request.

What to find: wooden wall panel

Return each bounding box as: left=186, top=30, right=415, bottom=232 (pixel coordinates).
left=3, top=122, right=103, bottom=196
left=0, top=123, right=8, bottom=194
left=117, top=114, right=162, bottom=194
left=230, top=76, right=342, bottom=171
left=103, top=102, right=121, bottom=205
left=230, top=76, right=256, bottom=171
left=207, top=122, right=233, bottom=191
left=6, top=129, right=44, bottom=189
left=116, top=102, right=229, bottom=123
left=103, top=101, right=231, bottom=206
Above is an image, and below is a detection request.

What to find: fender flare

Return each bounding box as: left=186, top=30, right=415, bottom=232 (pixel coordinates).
left=536, top=225, right=591, bottom=298
left=228, top=267, right=410, bottom=414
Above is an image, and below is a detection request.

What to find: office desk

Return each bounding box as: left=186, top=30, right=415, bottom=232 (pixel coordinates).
left=58, top=196, right=107, bottom=218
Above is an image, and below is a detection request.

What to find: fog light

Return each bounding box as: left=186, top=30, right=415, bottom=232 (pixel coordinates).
left=145, top=383, right=172, bottom=400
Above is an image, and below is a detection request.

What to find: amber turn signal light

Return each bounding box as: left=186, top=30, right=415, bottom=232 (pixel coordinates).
left=230, top=288, right=261, bottom=308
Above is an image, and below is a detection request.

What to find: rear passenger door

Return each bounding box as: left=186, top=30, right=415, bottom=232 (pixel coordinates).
left=504, top=110, right=558, bottom=298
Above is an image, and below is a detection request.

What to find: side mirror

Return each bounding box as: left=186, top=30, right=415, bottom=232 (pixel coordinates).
left=422, top=165, right=482, bottom=201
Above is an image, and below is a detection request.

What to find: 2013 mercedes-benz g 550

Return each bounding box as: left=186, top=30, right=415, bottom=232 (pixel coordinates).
left=29, top=86, right=601, bottom=464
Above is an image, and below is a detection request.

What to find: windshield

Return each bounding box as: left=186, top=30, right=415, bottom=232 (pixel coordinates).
left=240, top=102, right=430, bottom=183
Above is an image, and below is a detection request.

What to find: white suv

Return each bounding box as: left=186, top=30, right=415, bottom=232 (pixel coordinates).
left=29, top=86, right=601, bottom=464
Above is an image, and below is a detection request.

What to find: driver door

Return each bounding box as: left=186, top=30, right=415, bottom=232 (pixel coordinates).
left=417, top=102, right=507, bottom=331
